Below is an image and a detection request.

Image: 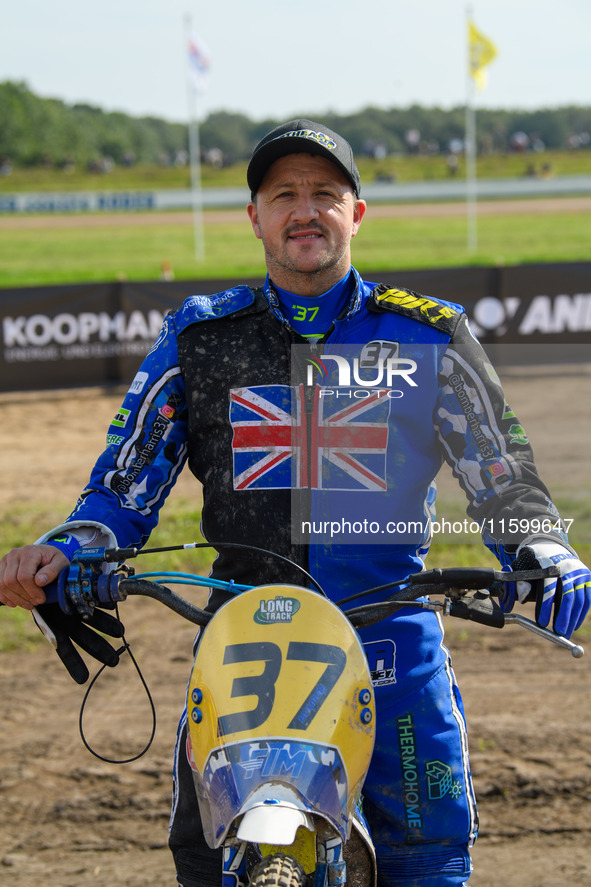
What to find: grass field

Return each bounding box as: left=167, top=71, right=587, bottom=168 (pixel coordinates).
left=1, top=198, right=591, bottom=287
left=2, top=147, right=591, bottom=287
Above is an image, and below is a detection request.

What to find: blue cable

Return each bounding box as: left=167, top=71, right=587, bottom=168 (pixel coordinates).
left=132, top=571, right=253, bottom=595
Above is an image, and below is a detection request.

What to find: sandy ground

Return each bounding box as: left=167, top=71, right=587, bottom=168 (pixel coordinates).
left=1, top=366, right=590, bottom=887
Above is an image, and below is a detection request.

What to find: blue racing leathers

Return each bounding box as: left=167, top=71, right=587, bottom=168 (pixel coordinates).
left=44, top=268, right=570, bottom=887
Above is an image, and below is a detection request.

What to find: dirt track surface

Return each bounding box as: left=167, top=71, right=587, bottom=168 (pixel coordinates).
left=1, top=371, right=590, bottom=887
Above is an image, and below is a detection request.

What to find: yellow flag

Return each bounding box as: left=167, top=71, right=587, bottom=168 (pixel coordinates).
left=468, top=21, right=497, bottom=90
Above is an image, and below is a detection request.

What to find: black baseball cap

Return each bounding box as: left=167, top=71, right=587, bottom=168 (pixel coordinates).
left=247, top=119, right=361, bottom=197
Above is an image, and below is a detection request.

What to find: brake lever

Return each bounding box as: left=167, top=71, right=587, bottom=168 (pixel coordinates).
left=503, top=613, right=585, bottom=658
left=447, top=589, right=585, bottom=658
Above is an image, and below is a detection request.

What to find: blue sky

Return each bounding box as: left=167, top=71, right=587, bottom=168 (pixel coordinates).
left=3, top=0, right=590, bottom=122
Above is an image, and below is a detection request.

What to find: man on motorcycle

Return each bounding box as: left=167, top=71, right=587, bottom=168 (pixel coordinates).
left=1, top=119, right=590, bottom=887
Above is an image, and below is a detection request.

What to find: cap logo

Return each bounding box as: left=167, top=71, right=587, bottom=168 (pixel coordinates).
left=276, top=129, right=337, bottom=151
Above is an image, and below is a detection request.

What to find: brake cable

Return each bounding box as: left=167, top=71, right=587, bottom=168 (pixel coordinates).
left=78, top=603, right=157, bottom=763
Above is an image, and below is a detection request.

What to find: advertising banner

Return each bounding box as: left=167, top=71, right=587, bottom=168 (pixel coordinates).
left=0, top=279, right=233, bottom=393
left=1, top=263, right=590, bottom=393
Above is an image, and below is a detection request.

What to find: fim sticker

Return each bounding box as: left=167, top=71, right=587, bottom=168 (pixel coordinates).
left=425, top=760, right=463, bottom=801
left=254, top=596, right=301, bottom=624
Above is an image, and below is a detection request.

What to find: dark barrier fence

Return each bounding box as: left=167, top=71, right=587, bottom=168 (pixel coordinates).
left=2, top=262, right=590, bottom=393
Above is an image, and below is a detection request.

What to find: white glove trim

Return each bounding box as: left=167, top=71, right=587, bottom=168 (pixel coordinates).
left=517, top=535, right=577, bottom=558
left=32, top=607, right=58, bottom=649
left=35, top=521, right=120, bottom=573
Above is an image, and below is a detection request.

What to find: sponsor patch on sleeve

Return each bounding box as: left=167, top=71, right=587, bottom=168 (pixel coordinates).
left=372, top=285, right=462, bottom=334
left=179, top=286, right=256, bottom=325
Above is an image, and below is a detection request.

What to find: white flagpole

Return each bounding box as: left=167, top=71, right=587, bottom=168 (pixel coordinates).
left=185, top=14, right=205, bottom=262
left=465, top=7, right=478, bottom=252
left=465, top=85, right=478, bottom=252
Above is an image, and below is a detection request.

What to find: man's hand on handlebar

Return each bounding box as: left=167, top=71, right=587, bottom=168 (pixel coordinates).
left=501, top=541, right=591, bottom=639
left=0, top=543, right=69, bottom=609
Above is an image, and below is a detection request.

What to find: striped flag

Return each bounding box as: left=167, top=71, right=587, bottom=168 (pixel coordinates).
left=188, top=32, right=211, bottom=94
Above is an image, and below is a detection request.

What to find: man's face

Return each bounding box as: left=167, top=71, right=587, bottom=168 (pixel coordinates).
left=247, top=153, right=366, bottom=294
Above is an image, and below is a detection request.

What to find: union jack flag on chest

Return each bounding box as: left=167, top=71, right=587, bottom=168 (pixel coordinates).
left=230, top=385, right=391, bottom=491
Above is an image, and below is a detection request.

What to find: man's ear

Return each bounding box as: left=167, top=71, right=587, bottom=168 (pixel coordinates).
left=247, top=201, right=262, bottom=240
left=351, top=199, right=367, bottom=238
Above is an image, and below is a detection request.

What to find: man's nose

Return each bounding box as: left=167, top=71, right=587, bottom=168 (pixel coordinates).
left=291, top=192, right=319, bottom=222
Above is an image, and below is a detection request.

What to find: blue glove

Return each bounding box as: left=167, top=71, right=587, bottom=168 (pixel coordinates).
left=502, top=541, right=591, bottom=638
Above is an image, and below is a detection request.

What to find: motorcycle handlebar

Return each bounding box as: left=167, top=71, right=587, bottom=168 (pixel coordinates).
left=28, top=563, right=213, bottom=627
left=1, top=552, right=582, bottom=657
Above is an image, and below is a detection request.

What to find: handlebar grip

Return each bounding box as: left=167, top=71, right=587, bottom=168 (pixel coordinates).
left=413, top=567, right=497, bottom=589
left=0, top=577, right=60, bottom=608
left=40, top=579, right=60, bottom=605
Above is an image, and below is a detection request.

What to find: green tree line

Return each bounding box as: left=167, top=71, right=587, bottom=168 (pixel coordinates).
left=1, top=80, right=590, bottom=169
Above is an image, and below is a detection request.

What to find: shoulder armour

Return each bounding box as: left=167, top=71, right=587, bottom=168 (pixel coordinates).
left=174, top=285, right=265, bottom=329
left=369, top=283, right=464, bottom=335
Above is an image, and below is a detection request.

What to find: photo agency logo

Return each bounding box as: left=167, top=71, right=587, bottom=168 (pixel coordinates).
left=303, top=341, right=418, bottom=398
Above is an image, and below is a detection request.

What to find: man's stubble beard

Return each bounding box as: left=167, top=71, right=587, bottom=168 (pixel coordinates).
left=259, top=225, right=352, bottom=288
